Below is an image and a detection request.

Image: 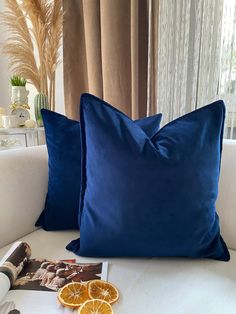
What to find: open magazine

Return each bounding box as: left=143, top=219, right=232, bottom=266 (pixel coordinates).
left=0, top=242, right=108, bottom=314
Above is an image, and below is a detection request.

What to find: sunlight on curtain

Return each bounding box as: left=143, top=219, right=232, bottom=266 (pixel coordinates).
left=219, top=0, right=236, bottom=139
left=157, top=0, right=223, bottom=126
left=197, top=1, right=223, bottom=108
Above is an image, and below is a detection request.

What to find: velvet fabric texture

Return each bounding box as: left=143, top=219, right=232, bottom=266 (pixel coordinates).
left=67, top=94, right=230, bottom=261
left=36, top=108, right=162, bottom=231
left=35, top=110, right=81, bottom=230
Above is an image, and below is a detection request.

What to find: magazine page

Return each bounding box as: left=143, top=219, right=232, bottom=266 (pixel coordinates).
left=0, top=274, right=10, bottom=307
left=0, top=242, right=108, bottom=314
left=11, top=259, right=108, bottom=292
left=1, top=291, right=74, bottom=314
left=0, top=261, right=108, bottom=314
left=0, top=242, right=31, bottom=303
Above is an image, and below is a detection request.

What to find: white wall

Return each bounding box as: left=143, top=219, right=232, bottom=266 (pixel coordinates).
left=0, top=1, right=11, bottom=114
left=0, top=1, right=65, bottom=118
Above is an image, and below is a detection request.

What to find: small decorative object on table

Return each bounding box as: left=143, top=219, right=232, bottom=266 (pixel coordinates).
left=0, top=107, right=6, bottom=127
left=0, top=75, right=43, bottom=150
left=24, top=119, right=37, bottom=128
left=10, top=75, right=30, bottom=127
left=10, top=75, right=29, bottom=104
left=34, top=93, right=49, bottom=127
left=10, top=103, right=30, bottom=127
left=1, top=115, right=16, bottom=128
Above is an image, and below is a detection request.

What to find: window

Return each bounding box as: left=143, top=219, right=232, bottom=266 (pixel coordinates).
left=219, top=0, right=236, bottom=138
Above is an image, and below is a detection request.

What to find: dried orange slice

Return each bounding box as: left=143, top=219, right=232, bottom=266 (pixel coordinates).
left=58, top=282, right=88, bottom=308
left=87, top=280, right=119, bottom=304
left=78, top=299, right=113, bottom=314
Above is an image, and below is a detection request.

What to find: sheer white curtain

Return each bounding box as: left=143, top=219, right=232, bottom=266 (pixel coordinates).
left=219, top=0, right=236, bottom=139
left=154, top=0, right=223, bottom=125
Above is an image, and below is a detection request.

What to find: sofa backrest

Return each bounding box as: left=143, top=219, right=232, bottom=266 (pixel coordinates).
left=0, top=141, right=235, bottom=251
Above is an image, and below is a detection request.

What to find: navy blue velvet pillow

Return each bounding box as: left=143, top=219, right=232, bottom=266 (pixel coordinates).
left=35, top=110, right=81, bottom=230
left=67, top=94, right=230, bottom=261
left=36, top=108, right=162, bottom=231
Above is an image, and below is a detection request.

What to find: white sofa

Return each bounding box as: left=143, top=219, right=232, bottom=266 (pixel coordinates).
left=0, top=141, right=236, bottom=314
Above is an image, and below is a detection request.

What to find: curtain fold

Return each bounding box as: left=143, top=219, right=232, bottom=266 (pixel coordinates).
left=147, top=0, right=159, bottom=116
left=63, top=1, right=88, bottom=120
left=197, top=0, right=223, bottom=107
left=82, top=1, right=103, bottom=99
left=63, top=0, right=156, bottom=120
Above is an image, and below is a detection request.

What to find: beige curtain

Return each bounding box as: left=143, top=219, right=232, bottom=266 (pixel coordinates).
left=63, top=0, right=158, bottom=120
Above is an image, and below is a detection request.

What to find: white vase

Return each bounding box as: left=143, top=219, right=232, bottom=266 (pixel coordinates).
left=11, top=86, right=29, bottom=104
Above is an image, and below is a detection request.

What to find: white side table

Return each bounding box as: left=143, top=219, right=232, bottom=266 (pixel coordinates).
left=0, top=127, right=45, bottom=150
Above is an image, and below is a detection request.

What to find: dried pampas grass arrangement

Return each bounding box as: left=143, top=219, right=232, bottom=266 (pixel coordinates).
left=0, top=0, right=63, bottom=111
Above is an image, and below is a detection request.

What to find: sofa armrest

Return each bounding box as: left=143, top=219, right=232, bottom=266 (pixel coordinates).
left=217, top=140, right=236, bottom=251
left=0, top=146, right=48, bottom=248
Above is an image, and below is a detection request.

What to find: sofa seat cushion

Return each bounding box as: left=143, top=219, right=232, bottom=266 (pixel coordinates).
left=1, top=229, right=236, bottom=314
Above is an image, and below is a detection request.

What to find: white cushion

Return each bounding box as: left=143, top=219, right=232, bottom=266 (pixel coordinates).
left=0, top=229, right=236, bottom=314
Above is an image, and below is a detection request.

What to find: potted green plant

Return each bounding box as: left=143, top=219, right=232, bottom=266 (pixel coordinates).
left=10, top=75, right=29, bottom=105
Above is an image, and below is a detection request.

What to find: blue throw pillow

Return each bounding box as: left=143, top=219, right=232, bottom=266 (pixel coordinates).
left=35, top=109, right=81, bottom=230
left=36, top=108, right=162, bottom=230
left=67, top=94, right=230, bottom=261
